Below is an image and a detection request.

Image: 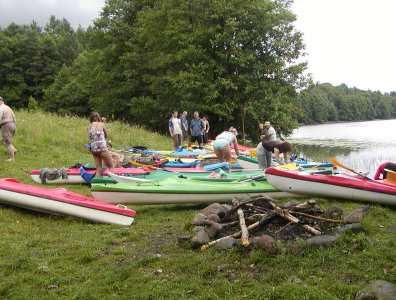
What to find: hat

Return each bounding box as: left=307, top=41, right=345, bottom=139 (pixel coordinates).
left=264, top=121, right=271, bottom=126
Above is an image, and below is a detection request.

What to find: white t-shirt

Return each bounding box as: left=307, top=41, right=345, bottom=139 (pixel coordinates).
left=170, top=117, right=182, bottom=135
left=265, top=126, right=276, bottom=141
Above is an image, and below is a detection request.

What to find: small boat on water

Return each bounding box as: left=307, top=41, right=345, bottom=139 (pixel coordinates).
left=265, top=163, right=396, bottom=207
left=90, top=177, right=296, bottom=205
left=30, top=167, right=153, bottom=184
left=0, top=178, right=136, bottom=225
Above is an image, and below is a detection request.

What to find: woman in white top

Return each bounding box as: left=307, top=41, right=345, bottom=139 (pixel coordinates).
left=213, top=127, right=240, bottom=169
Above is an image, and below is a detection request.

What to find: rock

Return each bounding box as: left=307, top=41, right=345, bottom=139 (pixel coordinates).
left=337, top=223, right=364, bottom=234
left=191, top=230, right=210, bottom=249
left=324, top=205, right=344, bottom=219
left=207, top=214, right=221, bottom=223
left=192, top=226, right=205, bottom=233
left=386, top=225, right=396, bottom=233
left=214, top=237, right=236, bottom=250
left=192, top=213, right=211, bottom=226
left=205, top=223, right=222, bottom=239
left=344, top=206, right=370, bottom=223
left=221, top=204, right=233, bottom=213
left=306, top=235, right=338, bottom=247
left=355, top=280, right=396, bottom=300
left=254, top=235, right=277, bottom=254
left=201, top=203, right=227, bottom=217
left=281, top=200, right=300, bottom=208
left=177, top=235, right=191, bottom=247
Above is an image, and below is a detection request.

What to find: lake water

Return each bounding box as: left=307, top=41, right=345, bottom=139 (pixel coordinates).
left=287, top=119, right=396, bottom=177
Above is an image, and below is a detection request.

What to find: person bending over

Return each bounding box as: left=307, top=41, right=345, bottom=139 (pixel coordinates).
left=213, top=127, right=240, bottom=169
left=256, top=140, right=292, bottom=169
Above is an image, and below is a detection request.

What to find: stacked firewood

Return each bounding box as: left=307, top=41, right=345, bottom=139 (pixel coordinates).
left=189, top=195, right=352, bottom=251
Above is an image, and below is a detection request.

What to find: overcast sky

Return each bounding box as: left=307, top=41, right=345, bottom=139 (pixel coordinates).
left=0, top=0, right=394, bottom=93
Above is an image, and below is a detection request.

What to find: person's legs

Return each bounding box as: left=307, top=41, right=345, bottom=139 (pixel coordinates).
left=2, top=123, right=16, bottom=160
left=92, top=152, right=103, bottom=177
left=197, top=135, right=203, bottom=148
left=101, top=150, right=115, bottom=173
left=214, top=147, right=224, bottom=162
left=176, top=134, right=182, bottom=148
left=221, top=145, right=232, bottom=169
left=255, top=143, right=266, bottom=169
left=264, top=149, right=272, bottom=168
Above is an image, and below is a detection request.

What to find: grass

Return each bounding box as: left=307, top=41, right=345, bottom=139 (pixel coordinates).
left=0, top=110, right=395, bottom=299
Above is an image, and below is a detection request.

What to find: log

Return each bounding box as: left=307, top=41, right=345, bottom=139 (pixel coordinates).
left=201, top=213, right=276, bottom=250
left=267, top=199, right=321, bottom=236
left=289, top=211, right=348, bottom=224
left=237, top=208, right=249, bottom=246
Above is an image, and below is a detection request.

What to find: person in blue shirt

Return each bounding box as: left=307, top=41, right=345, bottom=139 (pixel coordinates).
left=189, top=111, right=205, bottom=147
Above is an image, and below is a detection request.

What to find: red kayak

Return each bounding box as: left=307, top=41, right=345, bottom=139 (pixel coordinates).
left=0, top=178, right=136, bottom=225
left=265, top=163, right=396, bottom=207
left=31, top=167, right=153, bottom=184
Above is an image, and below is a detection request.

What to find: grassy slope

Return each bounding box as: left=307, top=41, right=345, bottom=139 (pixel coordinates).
left=0, top=110, right=395, bottom=300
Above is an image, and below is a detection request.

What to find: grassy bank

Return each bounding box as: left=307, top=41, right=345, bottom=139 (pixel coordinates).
left=0, top=110, right=395, bottom=299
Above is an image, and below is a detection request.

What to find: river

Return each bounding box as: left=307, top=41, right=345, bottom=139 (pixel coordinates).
left=287, top=119, right=396, bottom=177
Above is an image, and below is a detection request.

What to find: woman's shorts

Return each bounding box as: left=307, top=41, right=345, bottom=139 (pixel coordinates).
left=213, top=139, right=229, bottom=149
left=1, top=122, right=16, bottom=144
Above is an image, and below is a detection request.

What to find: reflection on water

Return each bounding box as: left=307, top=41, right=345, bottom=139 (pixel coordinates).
left=288, top=119, right=396, bottom=177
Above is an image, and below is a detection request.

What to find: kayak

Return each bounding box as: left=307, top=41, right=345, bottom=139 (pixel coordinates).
left=265, top=166, right=396, bottom=207
left=0, top=178, right=136, bottom=225
left=91, top=169, right=267, bottom=184
left=237, top=156, right=333, bottom=170
left=90, top=177, right=296, bottom=205
left=31, top=167, right=153, bottom=184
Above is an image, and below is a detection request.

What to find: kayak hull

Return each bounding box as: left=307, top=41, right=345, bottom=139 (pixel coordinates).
left=90, top=178, right=297, bottom=204
left=265, top=168, right=396, bottom=207
left=0, top=178, right=136, bottom=225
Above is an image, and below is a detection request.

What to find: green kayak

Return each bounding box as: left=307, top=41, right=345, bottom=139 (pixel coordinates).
left=90, top=177, right=296, bottom=205
left=90, top=169, right=266, bottom=184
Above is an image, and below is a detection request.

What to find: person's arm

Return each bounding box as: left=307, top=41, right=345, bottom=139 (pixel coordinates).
left=284, top=152, right=290, bottom=164
left=206, top=122, right=210, bottom=133
left=102, top=123, right=108, bottom=139
left=201, top=120, right=205, bottom=135
left=274, top=148, right=283, bottom=165
left=233, top=139, right=240, bottom=156
left=168, top=119, right=174, bottom=136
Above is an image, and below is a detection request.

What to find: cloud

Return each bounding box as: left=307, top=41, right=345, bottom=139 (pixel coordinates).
left=0, top=0, right=105, bottom=29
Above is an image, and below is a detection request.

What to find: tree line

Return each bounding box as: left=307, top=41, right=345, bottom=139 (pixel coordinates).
left=298, top=83, right=396, bottom=125
left=0, top=0, right=395, bottom=142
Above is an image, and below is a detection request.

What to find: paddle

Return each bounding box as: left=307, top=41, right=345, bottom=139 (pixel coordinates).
left=235, top=175, right=266, bottom=183
left=328, top=157, right=371, bottom=179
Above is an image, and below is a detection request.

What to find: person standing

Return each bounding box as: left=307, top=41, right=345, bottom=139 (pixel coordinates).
left=87, top=112, right=114, bottom=178
left=202, top=114, right=210, bottom=145
left=180, top=111, right=189, bottom=143
left=256, top=140, right=292, bottom=169
left=213, top=127, right=240, bottom=169
left=189, top=111, right=205, bottom=148
left=259, top=121, right=276, bottom=141
left=0, top=96, right=17, bottom=161
left=169, top=110, right=182, bottom=151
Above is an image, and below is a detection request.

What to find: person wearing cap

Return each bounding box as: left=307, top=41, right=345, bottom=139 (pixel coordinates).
left=0, top=96, right=17, bottom=161
left=258, top=121, right=276, bottom=141
left=256, top=140, right=292, bottom=169
left=213, top=127, right=240, bottom=169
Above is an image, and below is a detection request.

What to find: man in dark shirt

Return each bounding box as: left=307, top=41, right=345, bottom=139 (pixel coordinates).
left=189, top=111, right=204, bottom=147
left=257, top=140, right=292, bottom=169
